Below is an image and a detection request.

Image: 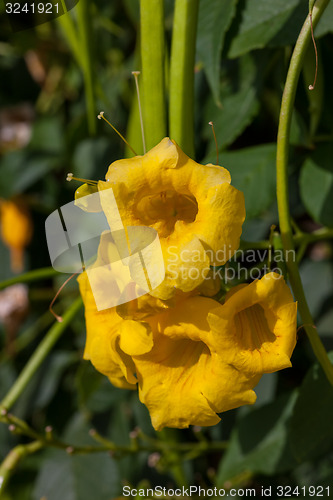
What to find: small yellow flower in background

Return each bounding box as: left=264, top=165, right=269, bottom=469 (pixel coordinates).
left=0, top=198, right=33, bottom=273
left=98, top=137, right=245, bottom=300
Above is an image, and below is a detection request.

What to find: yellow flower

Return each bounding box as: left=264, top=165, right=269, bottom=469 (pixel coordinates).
left=98, top=137, right=245, bottom=300
left=79, top=267, right=258, bottom=429
left=78, top=267, right=137, bottom=390
left=208, top=272, right=297, bottom=376
left=0, top=198, right=32, bottom=273
left=78, top=265, right=297, bottom=430
left=126, top=296, right=260, bottom=430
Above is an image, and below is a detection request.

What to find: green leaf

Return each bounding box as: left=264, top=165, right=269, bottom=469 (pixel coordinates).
left=290, top=110, right=311, bottom=147
left=216, top=391, right=298, bottom=487
left=205, top=86, right=259, bottom=150
left=33, top=450, right=120, bottom=500
left=299, top=259, right=333, bottom=320
left=197, top=0, right=238, bottom=104
left=290, top=352, right=333, bottom=461
left=0, top=361, right=16, bottom=400
left=315, top=1, right=333, bottom=37
left=206, top=144, right=276, bottom=219
left=75, top=361, right=126, bottom=413
left=28, top=116, right=65, bottom=154
left=203, top=54, right=259, bottom=150
left=299, top=144, right=333, bottom=228
left=33, top=415, right=120, bottom=500
left=72, top=137, right=115, bottom=180
left=0, top=150, right=60, bottom=197
left=34, top=351, right=78, bottom=409
left=228, top=0, right=304, bottom=58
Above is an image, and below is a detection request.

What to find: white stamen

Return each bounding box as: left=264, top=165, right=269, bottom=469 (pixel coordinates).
left=97, top=111, right=104, bottom=120
left=66, top=173, right=73, bottom=182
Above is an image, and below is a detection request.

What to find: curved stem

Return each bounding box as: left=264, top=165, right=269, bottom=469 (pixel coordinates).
left=276, top=0, right=333, bottom=384
left=169, top=0, right=199, bottom=158
left=0, top=297, right=83, bottom=411
left=0, top=267, right=59, bottom=291
left=140, top=0, right=166, bottom=150
left=0, top=441, right=43, bottom=495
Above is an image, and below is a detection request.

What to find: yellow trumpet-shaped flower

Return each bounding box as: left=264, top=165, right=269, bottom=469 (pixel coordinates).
left=78, top=239, right=297, bottom=430
left=0, top=198, right=32, bottom=273
left=126, top=296, right=260, bottom=430
left=98, top=137, right=245, bottom=300
left=208, top=272, right=297, bottom=377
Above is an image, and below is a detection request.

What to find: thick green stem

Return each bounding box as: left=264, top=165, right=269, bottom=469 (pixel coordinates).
left=140, top=0, right=166, bottom=150
left=0, top=441, right=43, bottom=495
left=0, top=267, right=59, bottom=291
left=76, top=0, right=96, bottom=135
left=57, top=3, right=84, bottom=68
left=276, top=0, right=333, bottom=385
left=0, top=297, right=83, bottom=411
left=169, top=0, right=199, bottom=157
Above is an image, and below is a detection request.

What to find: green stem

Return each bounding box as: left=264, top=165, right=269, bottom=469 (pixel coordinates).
left=0, top=441, right=43, bottom=495
left=0, top=411, right=228, bottom=458
left=239, top=228, right=333, bottom=252
left=76, top=0, right=96, bottom=135
left=276, top=0, right=333, bottom=385
left=169, top=0, right=199, bottom=157
left=0, top=267, right=59, bottom=291
left=0, top=297, right=83, bottom=411
left=140, top=0, right=166, bottom=150
left=57, top=4, right=85, bottom=68
left=293, top=227, right=333, bottom=245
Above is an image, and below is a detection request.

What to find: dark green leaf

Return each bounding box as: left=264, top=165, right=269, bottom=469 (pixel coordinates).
left=204, top=54, right=259, bottom=150
left=33, top=414, right=120, bottom=500
left=205, top=85, right=259, bottom=150
left=72, top=137, right=115, bottom=180
left=216, top=391, right=298, bottom=486
left=28, top=117, right=65, bottom=154
left=290, top=352, right=333, bottom=461
left=315, top=1, right=333, bottom=37
left=0, top=361, right=16, bottom=399
left=228, top=0, right=302, bottom=58
left=299, top=259, right=333, bottom=319
left=0, top=150, right=60, bottom=197
left=34, top=351, right=78, bottom=409
left=33, top=450, right=119, bottom=500
left=299, top=144, right=333, bottom=228
left=206, top=144, right=276, bottom=219
left=75, top=361, right=126, bottom=413
left=197, top=0, right=238, bottom=103
left=290, top=110, right=311, bottom=147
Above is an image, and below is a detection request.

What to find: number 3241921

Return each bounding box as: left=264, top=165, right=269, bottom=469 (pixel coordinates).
left=5, top=3, right=59, bottom=14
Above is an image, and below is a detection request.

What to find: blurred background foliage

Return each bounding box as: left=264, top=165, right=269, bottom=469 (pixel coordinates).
left=0, top=0, right=333, bottom=498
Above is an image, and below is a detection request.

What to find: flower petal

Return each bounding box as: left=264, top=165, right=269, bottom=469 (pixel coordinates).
left=98, top=138, right=245, bottom=299
left=130, top=296, right=258, bottom=430
left=208, top=273, right=297, bottom=375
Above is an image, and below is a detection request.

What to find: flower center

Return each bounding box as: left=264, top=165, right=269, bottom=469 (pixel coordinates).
left=134, top=190, right=198, bottom=238
left=234, top=304, right=276, bottom=351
